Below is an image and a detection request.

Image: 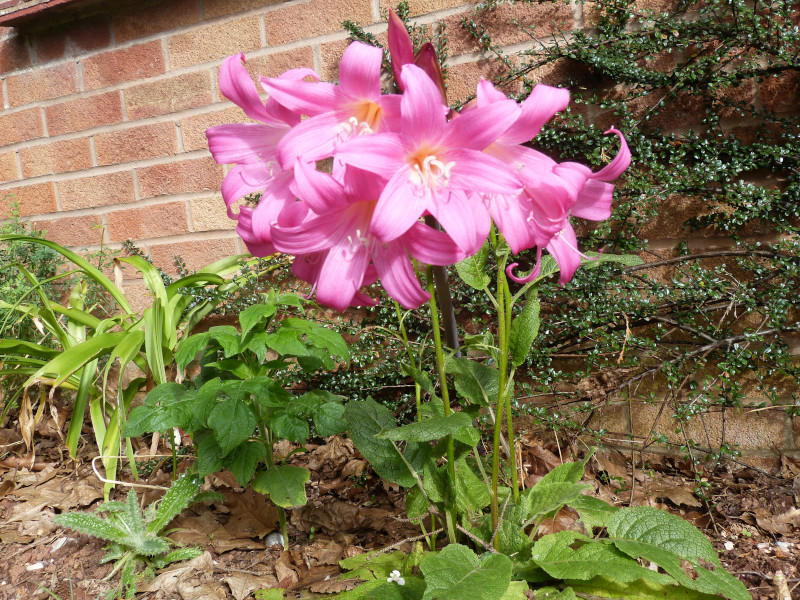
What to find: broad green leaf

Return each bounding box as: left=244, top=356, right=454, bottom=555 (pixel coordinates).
left=124, top=384, right=193, bottom=437
left=522, top=482, right=592, bottom=523
left=271, top=413, right=309, bottom=443
left=194, top=429, right=224, bottom=477
left=208, top=399, right=257, bottom=455
left=607, top=507, right=749, bottom=600
left=405, top=487, right=430, bottom=520
left=500, top=581, right=529, bottom=600
left=567, top=494, right=619, bottom=530
left=255, top=589, right=286, bottom=600
left=339, top=550, right=410, bottom=580
left=239, top=303, right=278, bottom=338
left=365, top=578, right=425, bottom=599
left=531, top=530, right=672, bottom=584
left=509, top=291, right=540, bottom=367
left=532, top=587, right=577, bottom=600
left=454, top=459, right=491, bottom=516
left=313, top=402, right=348, bottom=437
left=252, top=465, right=309, bottom=508
left=206, top=325, right=241, bottom=358
left=569, top=576, right=724, bottom=600
left=284, top=318, right=348, bottom=359
left=537, top=450, right=595, bottom=486
left=420, top=544, right=512, bottom=600
left=147, top=474, right=203, bottom=535
left=176, top=332, right=211, bottom=373
left=444, top=356, right=499, bottom=406
left=401, top=363, right=436, bottom=395
left=455, top=242, right=490, bottom=289
left=344, top=399, right=417, bottom=488
left=377, top=413, right=477, bottom=444
left=229, top=441, right=267, bottom=486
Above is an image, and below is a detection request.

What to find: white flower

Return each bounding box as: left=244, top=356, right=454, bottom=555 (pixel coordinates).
left=387, top=569, right=405, bottom=586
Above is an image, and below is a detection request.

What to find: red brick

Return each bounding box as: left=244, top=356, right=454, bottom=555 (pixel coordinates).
left=0, top=32, right=31, bottom=75
left=204, top=0, right=283, bottom=17
left=0, top=107, right=43, bottom=146
left=6, top=62, right=79, bottom=108
left=113, top=0, right=200, bottom=44
left=761, top=71, right=800, bottom=115
left=446, top=3, right=573, bottom=57
left=82, top=41, right=166, bottom=91
left=247, top=45, right=315, bottom=80
left=265, top=0, right=373, bottom=46
left=45, top=92, right=123, bottom=136
left=30, top=16, right=111, bottom=63
left=95, top=121, right=178, bottom=166
left=446, top=59, right=519, bottom=105
left=58, top=171, right=136, bottom=211
left=190, top=195, right=236, bottom=232
left=32, top=214, right=104, bottom=248
left=169, top=15, right=261, bottom=70
left=319, top=39, right=352, bottom=82
left=106, top=202, right=189, bottom=242
left=137, top=156, right=223, bottom=198
left=19, top=138, right=92, bottom=177
left=0, top=151, right=18, bottom=181
left=147, top=236, right=240, bottom=276
left=180, top=106, right=244, bottom=152
left=379, top=0, right=466, bottom=16
left=0, top=181, right=56, bottom=217
left=125, top=72, right=214, bottom=120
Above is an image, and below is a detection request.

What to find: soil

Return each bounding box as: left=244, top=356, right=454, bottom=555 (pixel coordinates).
left=0, top=418, right=798, bottom=600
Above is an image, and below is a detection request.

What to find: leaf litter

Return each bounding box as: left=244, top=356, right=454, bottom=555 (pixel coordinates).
left=0, top=420, right=798, bottom=599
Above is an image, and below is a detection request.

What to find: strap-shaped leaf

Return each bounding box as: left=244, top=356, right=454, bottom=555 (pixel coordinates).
left=54, top=512, right=130, bottom=545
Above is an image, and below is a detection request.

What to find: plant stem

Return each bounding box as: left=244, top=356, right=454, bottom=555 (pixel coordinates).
left=426, top=265, right=457, bottom=545
left=501, top=273, right=519, bottom=503
left=260, top=425, right=288, bottom=551
left=394, top=301, right=422, bottom=422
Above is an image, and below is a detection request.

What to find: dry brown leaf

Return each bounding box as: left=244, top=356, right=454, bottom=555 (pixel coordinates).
left=222, top=488, right=279, bottom=539
left=594, top=452, right=629, bottom=481
left=658, top=484, right=702, bottom=508
left=275, top=552, right=300, bottom=589
left=223, top=573, right=278, bottom=600
left=140, top=551, right=221, bottom=598
left=0, top=478, right=15, bottom=499
left=754, top=507, right=800, bottom=535
left=169, top=513, right=266, bottom=553
left=310, top=577, right=361, bottom=594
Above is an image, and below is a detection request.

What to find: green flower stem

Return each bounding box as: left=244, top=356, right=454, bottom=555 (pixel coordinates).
left=394, top=301, right=422, bottom=421
left=501, top=272, right=519, bottom=504
left=426, top=264, right=457, bottom=545
left=260, top=425, right=288, bottom=551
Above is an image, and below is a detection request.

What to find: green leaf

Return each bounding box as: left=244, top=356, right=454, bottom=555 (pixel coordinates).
left=313, top=401, right=348, bottom=437
left=445, top=356, right=499, bottom=406
left=607, top=507, right=750, bottom=600
left=194, top=429, right=224, bottom=477
left=568, top=576, right=724, bottom=600
left=531, top=530, right=672, bottom=584
left=522, top=482, right=592, bottom=524
left=54, top=512, right=130, bottom=545
left=255, top=589, right=285, bottom=600
left=377, top=413, right=478, bottom=445
left=147, top=473, right=203, bottom=534
left=176, top=332, right=210, bottom=374
left=568, top=494, right=619, bottom=530
left=161, top=547, right=204, bottom=566
left=420, top=544, right=512, bottom=600
left=270, top=413, right=309, bottom=443
left=455, top=242, right=491, bottom=289
left=208, top=398, right=257, bottom=456
left=500, top=581, right=529, bottom=600
left=532, top=587, right=577, bottom=600
left=344, top=399, right=417, bottom=488
left=537, top=450, right=595, bottom=486
left=252, top=465, right=309, bottom=508
left=454, top=459, right=491, bottom=516
left=580, top=251, right=644, bottom=270
left=509, top=290, right=540, bottom=367
left=228, top=442, right=267, bottom=486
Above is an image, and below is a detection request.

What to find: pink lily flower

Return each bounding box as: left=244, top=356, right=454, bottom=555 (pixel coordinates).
left=260, top=42, right=402, bottom=168
left=270, top=162, right=464, bottom=311
left=336, top=64, right=522, bottom=255
left=206, top=54, right=313, bottom=255
left=387, top=9, right=448, bottom=104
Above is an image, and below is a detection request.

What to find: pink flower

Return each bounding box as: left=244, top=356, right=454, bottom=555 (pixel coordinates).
left=336, top=64, right=522, bottom=255
left=388, top=9, right=447, bottom=104
left=270, top=162, right=464, bottom=311
left=206, top=54, right=313, bottom=255
left=260, top=42, right=402, bottom=168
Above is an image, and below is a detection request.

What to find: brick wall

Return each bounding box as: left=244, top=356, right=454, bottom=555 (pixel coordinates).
left=0, top=0, right=575, bottom=291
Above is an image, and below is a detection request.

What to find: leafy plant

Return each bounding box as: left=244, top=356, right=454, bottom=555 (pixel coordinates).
left=53, top=473, right=213, bottom=599
left=337, top=455, right=748, bottom=600
left=124, top=290, right=349, bottom=548
left=0, top=235, right=265, bottom=496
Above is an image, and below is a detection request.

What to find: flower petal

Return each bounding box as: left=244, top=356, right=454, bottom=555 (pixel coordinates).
left=414, top=43, right=448, bottom=105
left=592, top=128, right=630, bottom=181
left=275, top=112, right=345, bottom=168
left=206, top=122, right=287, bottom=165
left=370, top=167, right=429, bottom=242
left=260, top=76, right=341, bottom=117
left=547, top=224, right=583, bottom=285
left=503, top=84, right=570, bottom=144
left=293, top=160, right=351, bottom=214
left=428, top=189, right=491, bottom=255
left=315, top=238, right=371, bottom=312
left=444, top=100, right=520, bottom=151
left=487, top=193, right=535, bottom=255
left=339, top=42, right=383, bottom=100
left=447, top=148, right=522, bottom=195
left=335, top=132, right=406, bottom=175
left=388, top=9, right=414, bottom=87
left=402, top=221, right=464, bottom=265
left=235, top=205, right=276, bottom=256
left=220, top=163, right=276, bottom=217
left=571, top=179, right=613, bottom=221
left=271, top=212, right=350, bottom=255
left=373, top=241, right=430, bottom=309
left=399, top=65, right=447, bottom=146
left=219, top=53, right=271, bottom=122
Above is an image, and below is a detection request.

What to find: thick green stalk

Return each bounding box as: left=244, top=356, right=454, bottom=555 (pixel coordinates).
left=426, top=265, right=457, bottom=545
left=501, top=272, right=519, bottom=503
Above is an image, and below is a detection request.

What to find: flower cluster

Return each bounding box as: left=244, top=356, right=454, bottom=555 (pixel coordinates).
left=206, top=12, right=629, bottom=312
